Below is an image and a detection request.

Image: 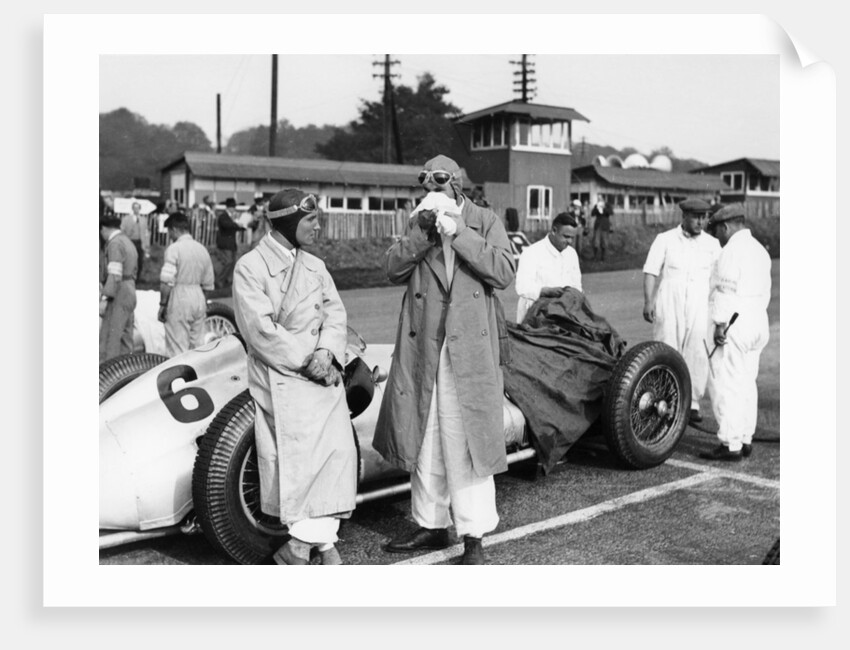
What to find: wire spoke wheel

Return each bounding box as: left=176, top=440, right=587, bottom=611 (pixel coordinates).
left=603, top=342, right=691, bottom=469
left=203, top=302, right=238, bottom=345
left=630, top=366, right=680, bottom=445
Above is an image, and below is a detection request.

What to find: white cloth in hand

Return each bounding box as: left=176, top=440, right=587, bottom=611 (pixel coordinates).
left=410, top=191, right=461, bottom=218
left=436, top=212, right=458, bottom=236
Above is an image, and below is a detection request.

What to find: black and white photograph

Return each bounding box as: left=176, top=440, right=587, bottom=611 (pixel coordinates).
left=39, top=10, right=836, bottom=618
left=95, top=50, right=783, bottom=571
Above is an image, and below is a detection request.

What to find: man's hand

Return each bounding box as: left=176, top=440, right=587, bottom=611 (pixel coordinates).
left=713, top=323, right=728, bottom=346
left=157, top=305, right=168, bottom=323
left=416, top=209, right=438, bottom=233
left=303, top=348, right=333, bottom=383
left=321, top=366, right=343, bottom=387
left=99, top=298, right=108, bottom=317
left=643, top=303, right=655, bottom=323
left=540, top=287, right=562, bottom=298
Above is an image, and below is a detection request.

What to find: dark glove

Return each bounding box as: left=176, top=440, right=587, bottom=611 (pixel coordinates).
left=157, top=304, right=168, bottom=323
left=417, top=209, right=438, bottom=232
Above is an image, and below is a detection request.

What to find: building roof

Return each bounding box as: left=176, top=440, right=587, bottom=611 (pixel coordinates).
left=574, top=164, right=729, bottom=192
left=690, top=158, right=780, bottom=177
left=454, top=100, right=590, bottom=125
left=162, top=152, right=438, bottom=187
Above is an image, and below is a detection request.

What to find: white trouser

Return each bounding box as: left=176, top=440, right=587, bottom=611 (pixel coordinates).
left=707, top=315, right=768, bottom=451
left=411, top=343, right=499, bottom=538
left=289, top=517, right=340, bottom=549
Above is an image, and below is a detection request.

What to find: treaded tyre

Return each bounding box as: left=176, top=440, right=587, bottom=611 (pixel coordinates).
left=99, top=352, right=168, bottom=403
left=192, top=389, right=362, bottom=564
left=602, top=341, right=691, bottom=469
left=204, top=301, right=238, bottom=345
left=762, top=538, right=780, bottom=565
left=192, top=390, right=287, bottom=565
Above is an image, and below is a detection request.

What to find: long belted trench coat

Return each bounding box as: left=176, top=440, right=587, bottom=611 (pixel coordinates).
left=232, top=234, right=357, bottom=524
left=372, top=198, right=516, bottom=477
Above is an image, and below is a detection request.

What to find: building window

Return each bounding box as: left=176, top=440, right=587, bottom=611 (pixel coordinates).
left=527, top=185, right=552, bottom=220
left=328, top=197, right=344, bottom=209
left=470, top=116, right=510, bottom=150
left=347, top=197, right=362, bottom=210
left=721, top=171, right=744, bottom=191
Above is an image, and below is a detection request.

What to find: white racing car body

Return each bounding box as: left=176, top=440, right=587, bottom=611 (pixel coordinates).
left=99, top=332, right=529, bottom=533
left=99, top=326, right=690, bottom=563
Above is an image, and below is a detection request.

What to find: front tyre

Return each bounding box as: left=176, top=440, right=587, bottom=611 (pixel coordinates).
left=99, top=352, right=168, bottom=403
left=602, top=341, right=691, bottom=469
left=192, top=390, right=287, bottom=565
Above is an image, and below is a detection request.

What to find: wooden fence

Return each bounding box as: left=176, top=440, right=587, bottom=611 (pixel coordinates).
left=144, top=203, right=777, bottom=247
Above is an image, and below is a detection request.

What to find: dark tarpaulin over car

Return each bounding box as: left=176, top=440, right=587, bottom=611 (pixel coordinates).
left=503, top=288, right=627, bottom=474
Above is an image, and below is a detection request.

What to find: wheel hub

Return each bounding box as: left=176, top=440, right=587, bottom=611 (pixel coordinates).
left=637, top=391, right=670, bottom=419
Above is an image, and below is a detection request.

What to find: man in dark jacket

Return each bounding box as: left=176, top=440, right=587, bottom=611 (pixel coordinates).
left=591, top=194, right=613, bottom=261
left=215, top=197, right=245, bottom=290
left=373, top=155, right=516, bottom=564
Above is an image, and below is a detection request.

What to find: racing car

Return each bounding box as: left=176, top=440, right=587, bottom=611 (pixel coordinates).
left=99, top=328, right=691, bottom=564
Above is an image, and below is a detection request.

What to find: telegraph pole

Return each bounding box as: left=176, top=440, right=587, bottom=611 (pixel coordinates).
left=270, top=54, right=278, bottom=157
left=216, top=93, right=222, bottom=153
left=510, top=54, right=537, bottom=103
left=373, top=54, right=401, bottom=163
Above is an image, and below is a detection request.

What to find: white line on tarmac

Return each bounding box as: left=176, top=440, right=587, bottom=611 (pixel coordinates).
left=667, top=458, right=780, bottom=490
left=392, top=470, right=721, bottom=565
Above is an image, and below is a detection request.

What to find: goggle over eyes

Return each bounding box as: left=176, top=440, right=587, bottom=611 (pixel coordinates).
left=267, top=194, right=319, bottom=219
left=418, top=170, right=454, bottom=186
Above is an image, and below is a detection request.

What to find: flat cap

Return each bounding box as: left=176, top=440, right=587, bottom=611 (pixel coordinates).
left=678, top=197, right=711, bottom=213
left=709, top=203, right=745, bottom=224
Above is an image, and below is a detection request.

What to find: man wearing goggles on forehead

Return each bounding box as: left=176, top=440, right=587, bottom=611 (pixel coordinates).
left=232, top=188, right=357, bottom=565
left=373, top=154, right=516, bottom=565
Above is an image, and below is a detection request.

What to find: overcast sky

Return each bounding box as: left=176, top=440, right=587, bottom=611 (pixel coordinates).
left=100, top=53, right=778, bottom=166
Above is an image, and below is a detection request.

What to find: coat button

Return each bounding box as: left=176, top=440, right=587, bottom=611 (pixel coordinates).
left=314, top=303, right=320, bottom=310
left=311, top=328, right=318, bottom=336
left=409, top=331, right=416, bottom=338
left=481, top=329, right=487, bottom=336
left=473, top=290, right=480, bottom=298
left=415, top=292, right=422, bottom=299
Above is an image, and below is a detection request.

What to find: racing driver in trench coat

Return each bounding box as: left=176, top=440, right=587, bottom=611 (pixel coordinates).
left=232, top=189, right=357, bottom=565
left=373, top=154, right=516, bottom=564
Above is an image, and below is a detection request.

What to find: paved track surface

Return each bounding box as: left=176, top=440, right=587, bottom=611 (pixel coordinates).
left=100, top=261, right=780, bottom=565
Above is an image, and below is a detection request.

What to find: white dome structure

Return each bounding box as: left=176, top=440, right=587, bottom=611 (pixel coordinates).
left=649, top=154, right=673, bottom=172
left=623, top=153, right=650, bottom=169
left=595, top=155, right=610, bottom=167
left=606, top=155, right=625, bottom=168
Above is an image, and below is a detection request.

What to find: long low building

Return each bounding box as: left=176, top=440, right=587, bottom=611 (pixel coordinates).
left=570, top=163, right=729, bottom=211
left=161, top=151, right=477, bottom=214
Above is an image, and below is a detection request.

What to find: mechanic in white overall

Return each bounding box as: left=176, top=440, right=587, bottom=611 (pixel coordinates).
left=515, top=211, right=583, bottom=323
left=699, top=204, right=772, bottom=461
left=642, top=197, right=721, bottom=423
left=157, top=212, right=215, bottom=357
left=232, top=189, right=357, bottom=565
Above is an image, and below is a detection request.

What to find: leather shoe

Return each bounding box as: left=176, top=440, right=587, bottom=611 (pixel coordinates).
left=689, top=409, right=703, bottom=424
left=699, top=444, right=742, bottom=462
left=742, top=443, right=753, bottom=458
left=273, top=538, right=312, bottom=565
left=319, top=546, right=343, bottom=565
left=460, top=536, right=485, bottom=565
left=384, top=527, right=450, bottom=553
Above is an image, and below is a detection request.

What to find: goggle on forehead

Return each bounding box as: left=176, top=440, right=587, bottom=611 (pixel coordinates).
left=267, top=194, right=318, bottom=219
left=418, top=170, right=454, bottom=186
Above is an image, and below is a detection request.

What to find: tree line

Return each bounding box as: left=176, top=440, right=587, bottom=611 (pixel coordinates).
left=100, top=72, right=704, bottom=192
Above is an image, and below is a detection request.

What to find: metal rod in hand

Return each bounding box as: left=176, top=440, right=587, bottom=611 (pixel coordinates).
left=708, top=312, right=739, bottom=358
